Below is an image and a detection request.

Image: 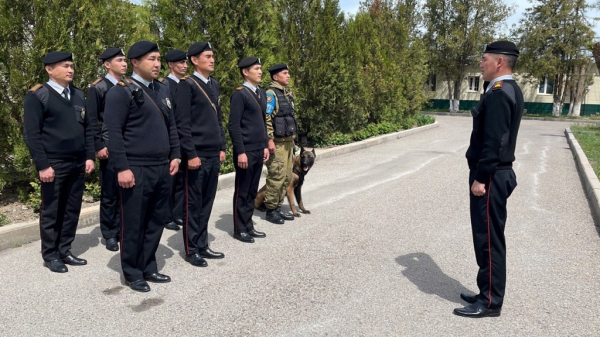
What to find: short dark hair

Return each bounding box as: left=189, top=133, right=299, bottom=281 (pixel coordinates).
left=503, top=55, right=517, bottom=71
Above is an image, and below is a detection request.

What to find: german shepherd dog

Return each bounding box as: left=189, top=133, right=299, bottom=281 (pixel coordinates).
left=255, top=147, right=316, bottom=217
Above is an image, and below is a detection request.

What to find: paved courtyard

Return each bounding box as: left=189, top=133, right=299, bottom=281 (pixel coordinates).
left=1, top=116, right=599, bottom=336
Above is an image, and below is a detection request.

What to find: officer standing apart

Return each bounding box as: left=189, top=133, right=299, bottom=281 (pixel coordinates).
left=175, top=42, right=226, bottom=266
left=228, top=57, right=270, bottom=243
left=105, top=41, right=181, bottom=292
left=161, top=49, right=188, bottom=231
left=23, top=51, right=95, bottom=273
left=86, top=48, right=127, bottom=252
left=454, top=41, right=523, bottom=318
left=263, top=64, right=297, bottom=224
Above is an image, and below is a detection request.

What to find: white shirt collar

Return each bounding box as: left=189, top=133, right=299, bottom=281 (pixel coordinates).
left=47, top=79, right=68, bottom=95
left=243, top=81, right=257, bottom=93
left=194, top=71, right=210, bottom=84
left=167, top=73, right=180, bottom=83
left=485, top=75, right=514, bottom=93
left=131, top=72, right=152, bottom=87
left=105, top=73, right=119, bottom=85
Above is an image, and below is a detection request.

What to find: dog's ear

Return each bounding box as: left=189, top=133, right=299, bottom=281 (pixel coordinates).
left=311, top=148, right=316, bottom=158
left=300, top=146, right=305, bottom=154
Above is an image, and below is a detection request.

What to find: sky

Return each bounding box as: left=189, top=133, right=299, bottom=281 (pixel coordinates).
left=338, top=0, right=600, bottom=38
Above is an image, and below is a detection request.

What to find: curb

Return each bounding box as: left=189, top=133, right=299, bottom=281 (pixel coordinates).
left=0, top=122, right=439, bottom=251
left=565, top=128, right=600, bottom=226
left=423, top=111, right=600, bottom=123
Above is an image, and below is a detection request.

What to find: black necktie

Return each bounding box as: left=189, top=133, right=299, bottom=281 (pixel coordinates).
left=62, top=88, right=69, bottom=100
left=255, top=88, right=260, bottom=99
left=148, top=82, right=154, bottom=91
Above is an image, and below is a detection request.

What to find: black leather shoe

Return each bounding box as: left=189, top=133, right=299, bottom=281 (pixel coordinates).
left=198, top=248, right=225, bottom=259
left=61, top=254, right=87, bottom=266
left=185, top=253, right=208, bottom=267
left=460, top=292, right=478, bottom=304
left=164, top=221, right=180, bottom=231
left=233, top=232, right=255, bottom=243
left=276, top=207, right=294, bottom=221
left=144, top=272, right=171, bottom=283
left=105, top=238, right=119, bottom=252
left=173, top=218, right=184, bottom=226
left=127, top=279, right=151, bottom=292
left=248, top=229, right=266, bottom=238
left=453, top=302, right=501, bottom=318
left=266, top=209, right=285, bottom=224
left=43, top=259, right=68, bottom=273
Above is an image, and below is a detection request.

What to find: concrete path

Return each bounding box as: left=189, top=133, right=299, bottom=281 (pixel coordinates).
left=1, top=116, right=599, bottom=336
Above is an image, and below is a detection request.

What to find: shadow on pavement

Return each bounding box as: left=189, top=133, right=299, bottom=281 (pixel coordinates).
left=107, top=243, right=174, bottom=284
left=215, top=214, right=233, bottom=236
left=71, top=225, right=101, bottom=257
left=396, top=252, right=472, bottom=304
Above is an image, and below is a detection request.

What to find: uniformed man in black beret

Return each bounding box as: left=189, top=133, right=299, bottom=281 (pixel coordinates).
left=161, top=49, right=188, bottom=231
left=86, top=47, right=127, bottom=252
left=262, top=64, right=298, bottom=224
left=174, top=41, right=226, bottom=265
left=454, top=41, right=524, bottom=318
left=23, top=51, right=95, bottom=273
left=228, top=57, right=270, bottom=243
left=104, top=41, right=181, bottom=292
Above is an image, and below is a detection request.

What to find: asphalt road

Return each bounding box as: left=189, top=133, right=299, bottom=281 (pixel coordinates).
left=1, top=116, right=599, bottom=336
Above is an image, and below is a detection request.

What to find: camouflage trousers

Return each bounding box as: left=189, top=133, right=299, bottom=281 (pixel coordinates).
left=264, top=138, right=294, bottom=210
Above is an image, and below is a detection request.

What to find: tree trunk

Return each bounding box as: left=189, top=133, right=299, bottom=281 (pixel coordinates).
left=446, top=80, right=456, bottom=113
left=568, top=64, right=588, bottom=117
left=552, top=73, right=567, bottom=116
left=552, top=100, right=563, bottom=116
left=450, top=79, right=461, bottom=113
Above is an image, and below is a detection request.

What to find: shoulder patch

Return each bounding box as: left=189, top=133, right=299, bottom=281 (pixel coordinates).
left=29, top=84, right=43, bottom=92
left=266, top=94, right=274, bottom=103
left=117, top=81, right=127, bottom=87
left=236, top=86, right=244, bottom=91
left=91, top=77, right=102, bottom=85
left=157, top=77, right=164, bottom=83
left=492, top=81, right=503, bottom=90
left=181, top=75, right=190, bottom=80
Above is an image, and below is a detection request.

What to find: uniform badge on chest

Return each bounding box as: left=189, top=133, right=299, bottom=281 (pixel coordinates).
left=81, top=108, right=86, bottom=119
left=164, top=98, right=172, bottom=109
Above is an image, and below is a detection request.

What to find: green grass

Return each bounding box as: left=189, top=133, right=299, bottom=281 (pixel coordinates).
left=0, top=214, right=8, bottom=226
left=571, top=124, right=600, bottom=179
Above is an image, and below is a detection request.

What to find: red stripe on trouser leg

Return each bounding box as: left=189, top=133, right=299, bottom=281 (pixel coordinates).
left=185, top=167, right=189, bottom=255
left=486, top=175, right=493, bottom=308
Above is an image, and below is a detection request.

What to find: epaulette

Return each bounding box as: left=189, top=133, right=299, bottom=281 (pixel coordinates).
left=117, top=81, right=127, bottom=87
left=236, top=86, right=244, bottom=91
left=492, top=81, right=503, bottom=90
left=181, top=75, right=190, bottom=80
left=91, top=77, right=102, bottom=85
left=28, top=84, right=43, bottom=92
left=157, top=77, right=164, bottom=83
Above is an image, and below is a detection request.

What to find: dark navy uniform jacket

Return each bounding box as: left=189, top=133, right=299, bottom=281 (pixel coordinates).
left=466, top=79, right=524, bottom=183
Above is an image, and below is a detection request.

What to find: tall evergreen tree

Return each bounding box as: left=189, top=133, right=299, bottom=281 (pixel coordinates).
left=423, top=0, right=510, bottom=113
left=516, top=0, right=594, bottom=116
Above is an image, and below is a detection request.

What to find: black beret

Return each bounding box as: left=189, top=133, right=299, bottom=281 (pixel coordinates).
left=484, top=40, right=519, bottom=57
left=43, top=51, right=73, bottom=65
left=127, top=41, right=159, bottom=59
left=268, top=64, right=289, bottom=77
left=238, top=57, right=261, bottom=69
left=187, top=42, right=212, bottom=58
left=99, top=48, right=125, bottom=62
left=165, top=49, right=187, bottom=62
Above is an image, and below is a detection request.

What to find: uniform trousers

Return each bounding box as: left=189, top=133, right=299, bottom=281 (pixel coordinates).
left=40, top=158, right=85, bottom=261
left=233, top=149, right=263, bottom=234
left=99, top=158, right=120, bottom=240
left=469, top=168, right=517, bottom=309
left=166, top=163, right=185, bottom=223
left=119, top=164, right=169, bottom=282
left=264, top=138, right=293, bottom=209
left=182, top=156, right=220, bottom=255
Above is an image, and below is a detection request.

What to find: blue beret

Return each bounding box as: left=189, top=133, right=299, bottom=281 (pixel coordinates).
left=43, top=51, right=72, bottom=65
left=268, top=64, right=289, bottom=77
left=187, top=42, right=212, bottom=58
left=484, top=41, right=519, bottom=57
left=127, top=41, right=159, bottom=59
left=238, top=57, right=261, bottom=69
left=99, top=48, right=125, bottom=62
left=165, top=49, right=187, bottom=62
